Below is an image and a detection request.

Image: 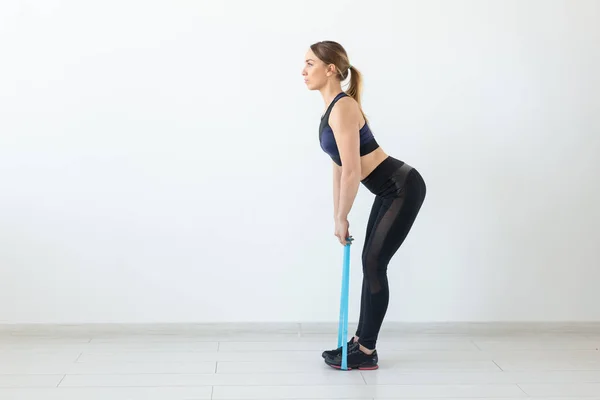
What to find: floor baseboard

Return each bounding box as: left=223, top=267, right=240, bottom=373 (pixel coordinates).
left=2, top=321, right=600, bottom=335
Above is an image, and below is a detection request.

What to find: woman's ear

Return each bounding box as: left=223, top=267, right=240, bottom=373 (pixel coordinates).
left=326, top=64, right=336, bottom=77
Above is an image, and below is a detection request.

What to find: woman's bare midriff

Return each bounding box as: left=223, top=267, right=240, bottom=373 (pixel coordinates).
left=359, top=147, right=389, bottom=180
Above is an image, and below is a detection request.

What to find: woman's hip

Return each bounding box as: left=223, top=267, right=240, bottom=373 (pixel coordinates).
left=361, top=156, right=425, bottom=199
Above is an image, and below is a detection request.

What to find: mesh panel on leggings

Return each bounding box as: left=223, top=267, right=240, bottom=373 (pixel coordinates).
left=361, top=195, right=406, bottom=293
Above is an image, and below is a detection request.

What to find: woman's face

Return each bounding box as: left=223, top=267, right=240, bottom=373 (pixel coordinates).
left=302, top=49, right=329, bottom=91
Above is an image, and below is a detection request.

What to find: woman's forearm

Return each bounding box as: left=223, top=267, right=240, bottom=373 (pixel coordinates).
left=333, top=164, right=341, bottom=219
left=336, top=169, right=361, bottom=221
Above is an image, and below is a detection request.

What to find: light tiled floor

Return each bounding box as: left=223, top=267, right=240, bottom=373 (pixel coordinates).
left=1, top=323, right=600, bottom=399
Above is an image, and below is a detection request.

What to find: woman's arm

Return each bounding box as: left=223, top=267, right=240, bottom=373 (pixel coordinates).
left=329, top=97, right=362, bottom=223
left=333, top=161, right=342, bottom=220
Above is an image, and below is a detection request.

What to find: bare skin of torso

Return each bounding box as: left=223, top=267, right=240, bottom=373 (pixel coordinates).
left=358, top=147, right=389, bottom=180
left=351, top=115, right=390, bottom=181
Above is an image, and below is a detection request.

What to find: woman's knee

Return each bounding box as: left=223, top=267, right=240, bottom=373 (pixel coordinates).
left=362, top=252, right=388, bottom=291
left=362, top=251, right=377, bottom=275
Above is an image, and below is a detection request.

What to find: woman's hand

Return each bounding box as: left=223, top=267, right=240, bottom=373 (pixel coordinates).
left=334, top=218, right=351, bottom=245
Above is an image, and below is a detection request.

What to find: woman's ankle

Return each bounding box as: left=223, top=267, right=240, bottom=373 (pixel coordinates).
left=358, top=344, right=375, bottom=355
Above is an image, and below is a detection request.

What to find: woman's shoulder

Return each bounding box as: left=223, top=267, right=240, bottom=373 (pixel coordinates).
left=331, top=94, right=360, bottom=114
left=330, top=94, right=362, bottom=122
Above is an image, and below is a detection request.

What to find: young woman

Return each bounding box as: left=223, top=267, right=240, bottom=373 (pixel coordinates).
left=302, top=41, right=427, bottom=370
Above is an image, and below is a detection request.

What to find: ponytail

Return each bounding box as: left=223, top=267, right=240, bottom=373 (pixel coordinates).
left=346, top=65, right=367, bottom=122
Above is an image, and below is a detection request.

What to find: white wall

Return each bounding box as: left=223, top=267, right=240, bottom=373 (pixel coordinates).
left=1, top=0, right=599, bottom=324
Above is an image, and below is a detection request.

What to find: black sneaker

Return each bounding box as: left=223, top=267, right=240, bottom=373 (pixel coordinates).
left=321, top=338, right=358, bottom=359
left=324, top=345, right=379, bottom=370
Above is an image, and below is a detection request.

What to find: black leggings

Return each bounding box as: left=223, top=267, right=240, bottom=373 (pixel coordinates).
left=355, top=156, right=426, bottom=350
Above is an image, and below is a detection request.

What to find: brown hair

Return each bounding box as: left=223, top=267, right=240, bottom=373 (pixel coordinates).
left=310, top=40, right=367, bottom=121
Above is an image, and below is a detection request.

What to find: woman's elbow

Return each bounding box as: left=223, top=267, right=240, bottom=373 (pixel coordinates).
left=341, top=165, right=361, bottom=180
